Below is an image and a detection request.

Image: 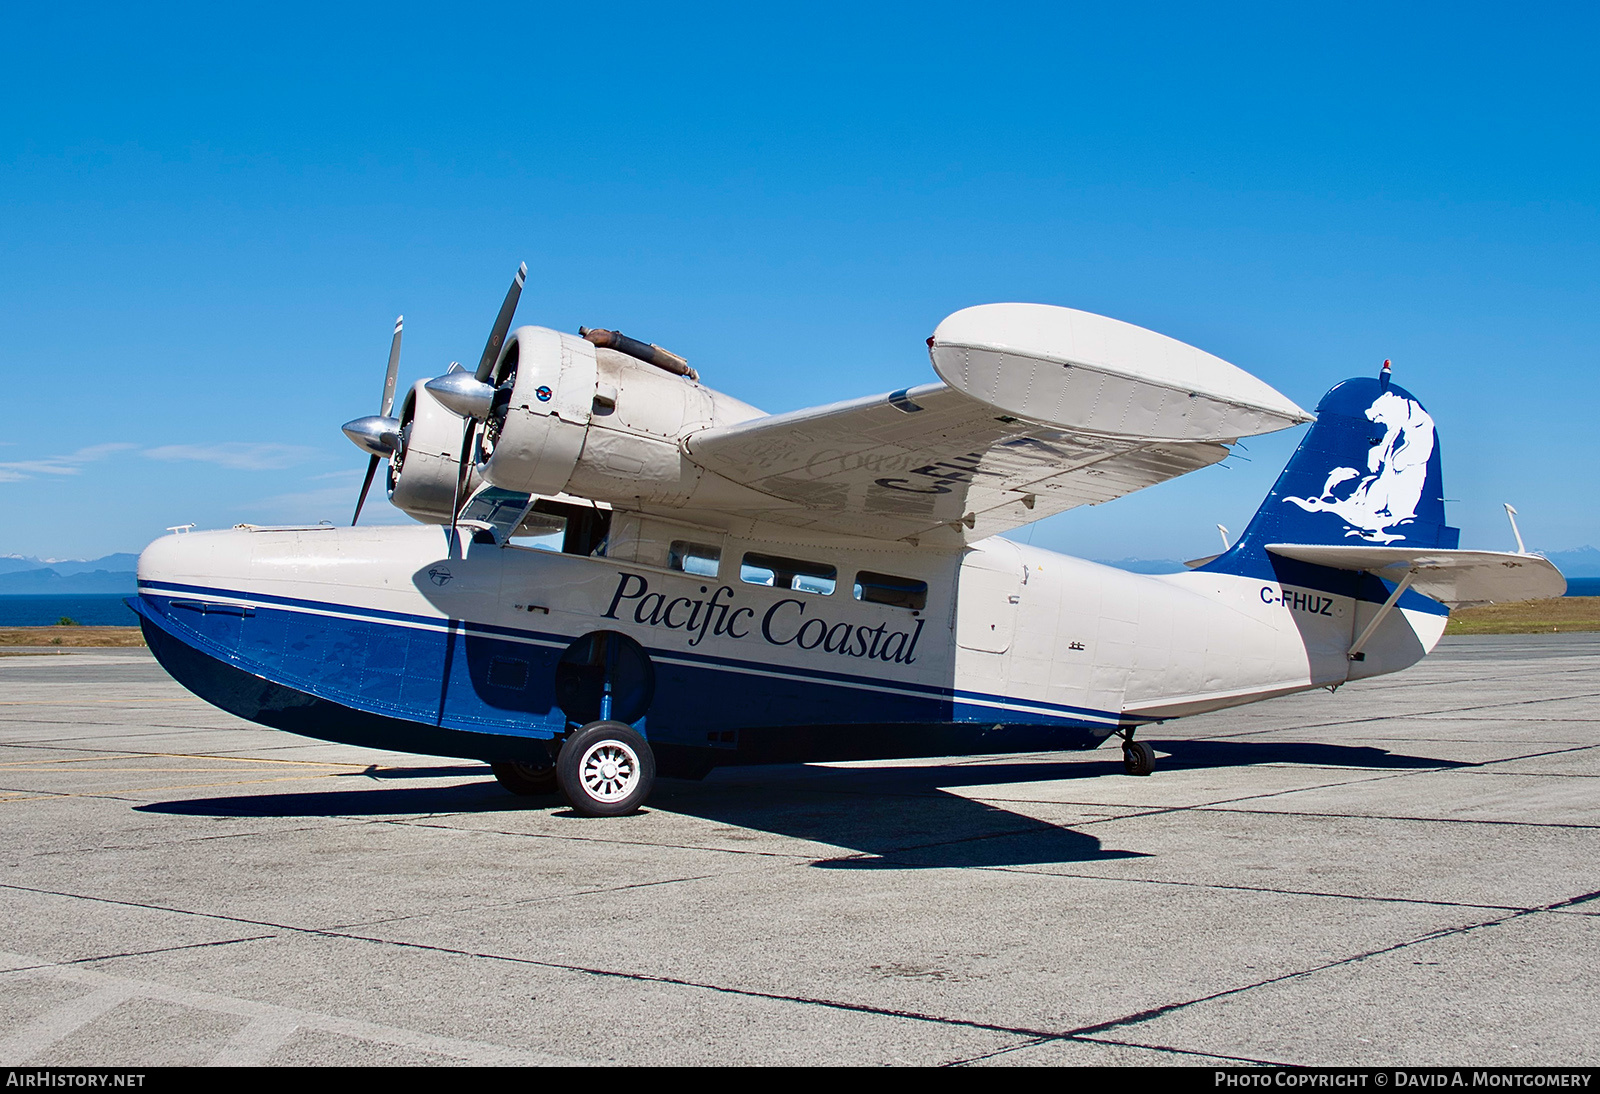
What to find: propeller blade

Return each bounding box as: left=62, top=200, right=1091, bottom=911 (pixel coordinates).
left=474, top=263, right=527, bottom=383
left=381, top=315, right=403, bottom=417
left=352, top=454, right=380, bottom=526
left=449, top=419, right=478, bottom=536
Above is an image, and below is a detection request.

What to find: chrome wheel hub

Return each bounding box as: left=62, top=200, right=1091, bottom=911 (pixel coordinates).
left=578, top=740, right=640, bottom=803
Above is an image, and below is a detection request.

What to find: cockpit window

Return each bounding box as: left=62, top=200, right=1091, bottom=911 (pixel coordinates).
left=512, top=499, right=611, bottom=556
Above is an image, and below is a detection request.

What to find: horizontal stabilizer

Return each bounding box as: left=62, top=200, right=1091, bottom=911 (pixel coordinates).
left=1265, top=544, right=1566, bottom=607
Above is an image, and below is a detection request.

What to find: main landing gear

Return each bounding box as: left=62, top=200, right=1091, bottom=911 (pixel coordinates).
left=1116, top=728, right=1156, bottom=776
left=557, top=720, right=656, bottom=816
left=491, top=721, right=657, bottom=817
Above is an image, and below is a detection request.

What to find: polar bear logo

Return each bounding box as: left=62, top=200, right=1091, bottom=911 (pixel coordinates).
left=1284, top=391, right=1435, bottom=544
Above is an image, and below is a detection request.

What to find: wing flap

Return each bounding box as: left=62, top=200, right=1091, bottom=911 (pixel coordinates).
left=1265, top=544, right=1567, bottom=607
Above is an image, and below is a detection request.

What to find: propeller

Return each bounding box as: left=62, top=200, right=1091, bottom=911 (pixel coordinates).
left=342, top=316, right=405, bottom=526
left=426, top=262, right=526, bottom=419
left=423, top=263, right=527, bottom=532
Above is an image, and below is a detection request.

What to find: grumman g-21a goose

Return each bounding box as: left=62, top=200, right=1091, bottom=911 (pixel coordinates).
left=130, top=266, right=1565, bottom=815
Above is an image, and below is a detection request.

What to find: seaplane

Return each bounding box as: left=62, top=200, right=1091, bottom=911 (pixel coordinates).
left=130, top=265, right=1565, bottom=815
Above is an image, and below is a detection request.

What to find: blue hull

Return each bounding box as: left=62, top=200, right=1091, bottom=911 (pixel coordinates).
left=131, top=587, right=1117, bottom=775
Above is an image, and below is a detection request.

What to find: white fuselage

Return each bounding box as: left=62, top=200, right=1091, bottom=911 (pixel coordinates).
left=135, top=516, right=1446, bottom=761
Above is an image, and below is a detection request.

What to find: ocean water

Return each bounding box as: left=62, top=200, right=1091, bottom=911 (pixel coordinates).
left=0, top=594, right=140, bottom=626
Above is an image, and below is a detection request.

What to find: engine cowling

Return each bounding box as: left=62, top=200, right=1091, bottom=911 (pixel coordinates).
left=478, top=327, right=595, bottom=497
left=466, top=325, right=762, bottom=510
left=387, top=380, right=480, bottom=523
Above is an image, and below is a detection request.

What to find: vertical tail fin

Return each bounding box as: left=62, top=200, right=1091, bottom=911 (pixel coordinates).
left=1203, top=373, right=1458, bottom=579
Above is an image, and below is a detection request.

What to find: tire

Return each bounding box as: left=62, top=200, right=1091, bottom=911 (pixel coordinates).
left=556, top=721, right=655, bottom=816
left=491, top=760, right=558, bottom=796
left=1123, top=740, right=1155, bottom=776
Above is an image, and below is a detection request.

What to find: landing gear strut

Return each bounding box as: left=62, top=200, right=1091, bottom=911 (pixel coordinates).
left=1117, top=728, right=1155, bottom=776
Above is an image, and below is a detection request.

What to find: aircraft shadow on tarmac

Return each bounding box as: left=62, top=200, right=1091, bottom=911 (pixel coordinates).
left=135, top=739, right=1465, bottom=870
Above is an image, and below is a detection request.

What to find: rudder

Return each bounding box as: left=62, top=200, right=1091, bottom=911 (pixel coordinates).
left=1204, top=371, right=1459, bottom=579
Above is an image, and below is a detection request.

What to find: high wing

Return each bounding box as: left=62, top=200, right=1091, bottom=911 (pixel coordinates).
left=682, top=382, right=1235, bottom=542
left=681, top=304, right=1312, bottom=544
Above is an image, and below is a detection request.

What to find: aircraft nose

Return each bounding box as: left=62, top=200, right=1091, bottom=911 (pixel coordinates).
left=137, top=528, right=222, bottom=589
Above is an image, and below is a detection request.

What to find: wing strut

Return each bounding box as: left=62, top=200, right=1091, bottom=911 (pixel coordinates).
left=1347, top=571, right=1417, bottom=662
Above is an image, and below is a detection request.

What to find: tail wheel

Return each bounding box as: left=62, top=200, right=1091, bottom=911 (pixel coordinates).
left=1123, top=740, right=1156, bottom=776
left=557, top=721, right=655, bottom=816
left=491, top=760, right=557, bottom=796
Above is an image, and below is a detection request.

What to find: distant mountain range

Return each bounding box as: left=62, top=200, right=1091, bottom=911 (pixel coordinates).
left=1092, top=557, right=1188, bottom=574
left=0, top=553, right=139, bottom=576
left=0, top=553, right=139, bottom=595
left=1545, top=546, right=1600, bottom=577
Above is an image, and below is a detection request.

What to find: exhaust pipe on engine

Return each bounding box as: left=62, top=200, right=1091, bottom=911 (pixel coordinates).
left=579, top=327, right=698, bottom=382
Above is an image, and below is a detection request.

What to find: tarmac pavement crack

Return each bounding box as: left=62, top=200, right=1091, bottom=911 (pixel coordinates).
left=1075, top=1033, right=1292, bottom=1066
left=936, top=1035, right=1055, bottom=1066
left=939, top=1033, right=1290, bottom=1067
left=317, top=871, right=721, bottom=930
left=1184, top=688, right=1600, bottom=743
left=986, top=866, right=1532, bottom=914
left=0, top=934, right=280, bottom=975
left=290, top=930, right=1106, bottom=1042
left=806, top=821, right=1073, bottom=864
left=386, top=817, right=841, bottom=861
left=0, top=881, right=321, bottom=939
left=1202, top=806, right=1600, bottom=830
left=22, top=821, right=359, bottom=858
left=0, top=881, right=1316, bottom=1052
left=1042, top=755, right=1600, bottom=832
left=1035, top=767, right=1432, bottom=828
left=1051, top=887, right=1600, bottom=1043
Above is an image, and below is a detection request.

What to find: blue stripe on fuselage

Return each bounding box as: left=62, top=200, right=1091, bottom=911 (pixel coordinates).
left=136, top=579, right=1129, bottom=725
left=132, top=584, right=1130, bottom=752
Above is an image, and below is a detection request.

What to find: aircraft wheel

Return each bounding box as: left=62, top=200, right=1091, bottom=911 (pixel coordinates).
left=557, top=721, right=655, bottom=816
left=491, top=760, right=557, bottom=796
left=1122, top=740, right=1155, bottom=777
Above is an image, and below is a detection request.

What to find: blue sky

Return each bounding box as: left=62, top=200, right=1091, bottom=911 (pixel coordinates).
left=2, top=3, right=1596, bottom=562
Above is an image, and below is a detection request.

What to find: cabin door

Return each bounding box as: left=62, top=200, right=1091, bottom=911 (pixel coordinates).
left=955, top=542, right=1024, bottom=654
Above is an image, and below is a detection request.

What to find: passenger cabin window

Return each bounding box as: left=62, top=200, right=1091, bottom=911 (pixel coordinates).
left=670, top=541, right=722, bottom=577
left=854, top=571, right=928, bottom=610
left=740, top=551, right=837, bottom=595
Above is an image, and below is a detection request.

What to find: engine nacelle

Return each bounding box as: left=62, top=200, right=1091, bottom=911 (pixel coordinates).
left=388, top=379, right=481, bottom=523
left=479, top=327, right=594, bottom=496
left=477, top=326, right=727, bottom=506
